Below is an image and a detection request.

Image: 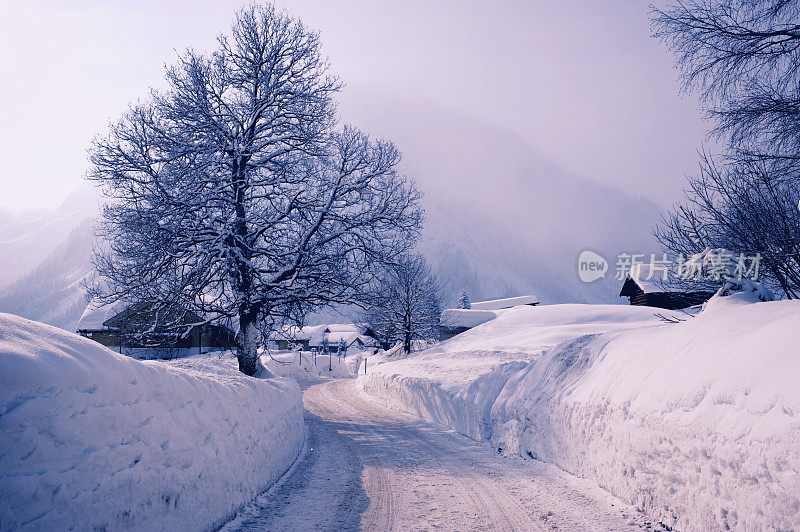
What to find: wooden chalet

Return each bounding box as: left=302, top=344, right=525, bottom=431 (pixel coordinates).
left=619, top=264, right=715, bottom=310
left=77, top=300, right=235, bottom=358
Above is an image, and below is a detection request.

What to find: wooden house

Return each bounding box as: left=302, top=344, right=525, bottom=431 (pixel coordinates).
left=619, top=265, right=715, bottom=310
left=77, top=300, right=235, bottom=358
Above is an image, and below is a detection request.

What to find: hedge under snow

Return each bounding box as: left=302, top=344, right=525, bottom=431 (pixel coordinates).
left=360, top=297, right=800, bottom=530
left=0, top=314, right=303, bottom=531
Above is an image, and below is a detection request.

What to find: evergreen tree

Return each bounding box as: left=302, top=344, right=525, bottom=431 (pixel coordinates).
left=457, top=289, right=471, bottom=309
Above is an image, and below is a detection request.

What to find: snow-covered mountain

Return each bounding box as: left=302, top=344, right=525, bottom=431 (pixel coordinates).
left=0, top=185, right=99, bottom=288
left=0, top=218, right=94, bottom=331
left=339, top=93, right=664, bottom=305
left=0, top=185, right=99, bottom=330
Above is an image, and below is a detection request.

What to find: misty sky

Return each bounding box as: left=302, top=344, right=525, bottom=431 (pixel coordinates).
left=0, top=0, right=709, bottom=212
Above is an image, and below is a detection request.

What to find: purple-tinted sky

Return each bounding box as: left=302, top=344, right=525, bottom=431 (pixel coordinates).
left=0, top=0, right=709, bottom=211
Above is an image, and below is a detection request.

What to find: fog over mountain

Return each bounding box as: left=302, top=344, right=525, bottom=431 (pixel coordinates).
left=0, top=185, right=98, bottom=288
left=0, top=95, right=666, bottom=329
left=0, top=185, right=99, bottom=330
left=340, top=94, right=664, bottom=306
left=0, top=219, right=94, bottom=330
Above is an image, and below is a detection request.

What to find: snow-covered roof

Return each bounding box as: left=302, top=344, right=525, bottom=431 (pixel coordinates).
left=440, top=295, right=539, bottom=329
left=309, top=331, right=377, bottom=348
left=469, top=295, right=539, bottom=310
left=297, top=325, right=329, bottom=341
left=626, top=264, right=671, bottom=294
left=77, top=298, right=238, bottom=333
left=76, top=299, right=129, bottom=331
left=325, top=324, right=361, bottom=333
left=270, top=323, right=367, bottom=344
left=439, top=309, right=498, bottom=329
left=270, top=324, right=327, bottom=341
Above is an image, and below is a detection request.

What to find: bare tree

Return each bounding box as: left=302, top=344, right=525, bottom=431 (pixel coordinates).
left=652, top=0, right=800, bottom=156
left=652, top=0, right=800, bottom=297
left=88, top=4, right=422, bottom=375
left=364, top=254, right=443, bottom=354
left=654, top=151, right=800, bottom=296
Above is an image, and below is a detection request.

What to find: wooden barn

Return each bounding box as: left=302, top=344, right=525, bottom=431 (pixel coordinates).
left=77, top=300, right=235, bottom=358
left=619, top=265, right=715, bottom=310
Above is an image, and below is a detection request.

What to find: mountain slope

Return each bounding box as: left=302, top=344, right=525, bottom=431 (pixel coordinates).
left=339, top=93, right=664, bottom=305
left=0, top=185, right=99, bottom=287
left=0, top=218, right=94, bottom=331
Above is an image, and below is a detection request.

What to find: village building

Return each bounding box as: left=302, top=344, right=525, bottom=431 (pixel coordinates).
left=270, top=324, right=327, bottom=351
left=76, top=299, right=235, bottom=358
left=270, top=323, right=379, bottom=353
left=619, top=264, right=716, bottom=310
left=438, top=295, right=539, bottom=341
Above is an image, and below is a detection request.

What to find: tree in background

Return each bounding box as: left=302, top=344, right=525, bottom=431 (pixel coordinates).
left=364, top=254, right=443, bottom=353
left=457, top=288, right=471, bottom=309
left=88, top=4, right=422, bottom=375
left=652, top=0, right=800, bottom=297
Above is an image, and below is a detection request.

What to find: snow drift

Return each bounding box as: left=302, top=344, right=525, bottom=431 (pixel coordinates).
left=0, top=314, right=303, bottom=531
left=360, top=300, right=800, bottom=530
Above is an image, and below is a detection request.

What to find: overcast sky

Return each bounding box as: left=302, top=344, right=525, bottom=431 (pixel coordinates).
left=0, top=0, right=708, bottom=212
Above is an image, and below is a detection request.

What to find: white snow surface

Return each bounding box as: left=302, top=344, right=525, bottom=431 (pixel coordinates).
left=75, top=298, right=128, bottom=330
left=223, top=379, right=659, bottom=531
left=439, top=308, right=498, bottom=329
left=0, top=314, right=303, bottom=531
left=403, top=304, right=678, bottom=390
left=469, top=295, right=540, bottom=310
left=360, top=300, right=800, bottom=530
left=627, top=263, right=670, bottom=294
left=259, top=348, right=366, bottom=384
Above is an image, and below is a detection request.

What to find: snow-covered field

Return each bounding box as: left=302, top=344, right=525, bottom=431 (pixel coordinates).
left=0, top=314, right=303, bottom=531
left=359, top=298, right=800, bottom=530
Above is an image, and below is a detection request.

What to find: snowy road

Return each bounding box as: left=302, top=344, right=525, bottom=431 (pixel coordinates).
left=222, top=379, right=659, bottom=531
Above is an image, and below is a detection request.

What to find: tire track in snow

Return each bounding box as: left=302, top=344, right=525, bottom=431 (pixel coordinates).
left=224, top=379, right=658, bottom=531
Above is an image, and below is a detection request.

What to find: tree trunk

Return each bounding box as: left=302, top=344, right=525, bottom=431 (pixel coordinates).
left=236, top=312, right=261, bottom=376
left=403, top=330, right=412, bottom=354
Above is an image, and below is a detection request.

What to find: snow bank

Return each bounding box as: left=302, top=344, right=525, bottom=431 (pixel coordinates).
left=360, top=301, right=800, bottom=529
left=0, top=314, right=303, bottom=531
left=259, top=349, right=366, bottom=384
left=370, top=305, right=678, bottom=391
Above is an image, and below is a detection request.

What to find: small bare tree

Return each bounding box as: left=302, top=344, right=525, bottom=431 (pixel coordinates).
left=364, top=254, right=443, bottom=354
left=88, top=4, right=422, bottom=375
